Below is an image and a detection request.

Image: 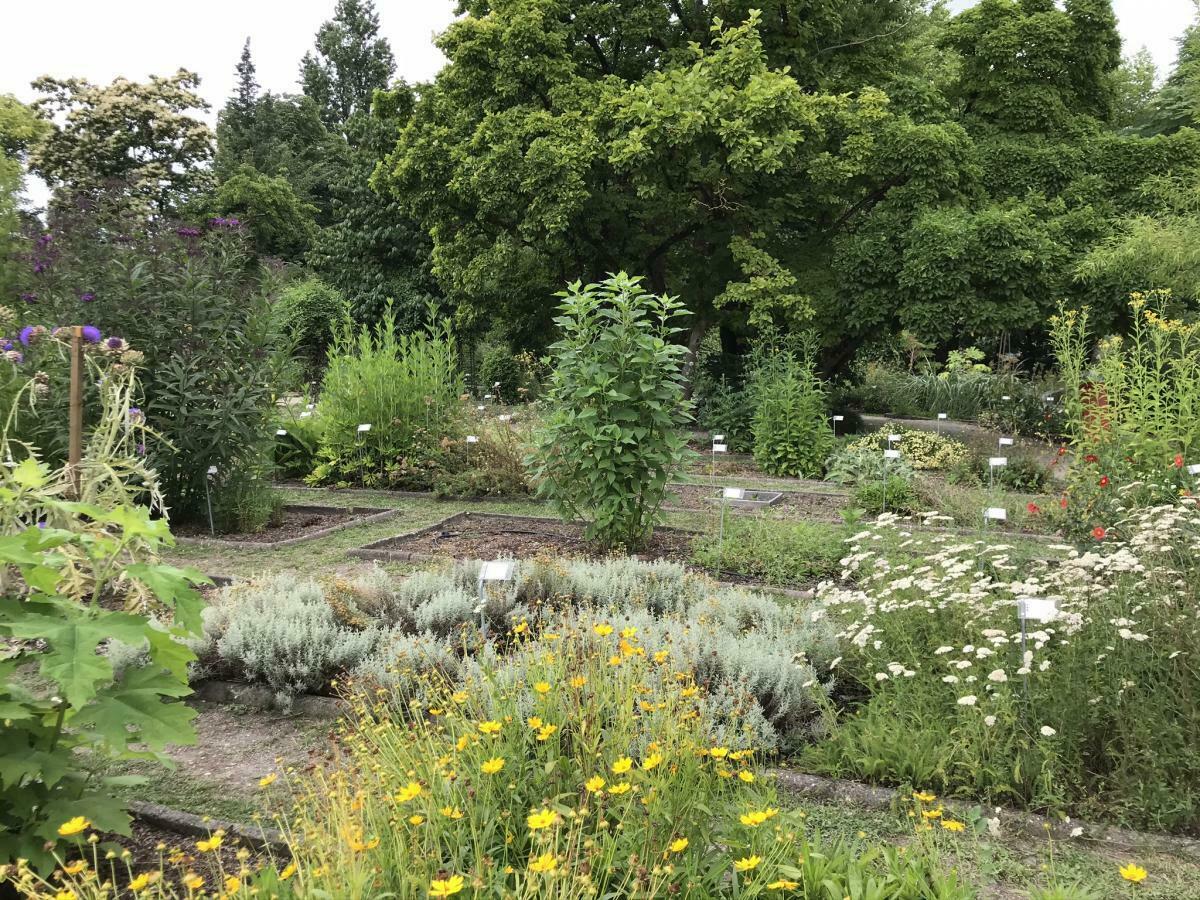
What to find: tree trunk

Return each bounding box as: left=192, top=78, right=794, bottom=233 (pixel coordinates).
left=683, top=314, right=709, bottom=401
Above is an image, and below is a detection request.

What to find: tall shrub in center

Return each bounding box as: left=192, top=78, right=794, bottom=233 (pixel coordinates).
left=530, top=273, right=693, bottom=549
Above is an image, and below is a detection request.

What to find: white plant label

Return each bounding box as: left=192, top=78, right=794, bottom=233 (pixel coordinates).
left=477, top=405, right=486, bottom=411
left=466, top=435, right=479, bottom=443
left=1044, top=395, right=1055, bottom=403
left=479, top=560, right=515, bottom=582
left=989, top=457, right=1008, bottom=468
left=1017, top=597, right=1058, bottom=623
left=713, top=434, right=726, bottom=442
left=984, top=507, right=1007, bottom=522
left=998, top=437, right=1014, bottom=446
left=723, top=487, right=746, bottom=500
left=305, top=403, right=315, bottom=410
left=712, top=444, right=728, bottom=453
left=498, top=414, right=513, bottom=422
left=276, top=429, right=287, bottom=436
left=937, top=413, right=948, bottom=420
left=484, top=394, right=493, bottom=400
left=357, top=423, right=372, bottom=433
left=1001, top=395, right=1012, bottom=401
left=1188, top=464, right=1200, bottom=476
left=299, top=411, right=312, bottom=419
left=832, top=415, right=844, bottom=422
left=493, top=381, right=501, bottom=388
left=206, top=465, right=218, bottom=476
left=888, top=433, right=902, bottom=443
left=884, top=449, right=901, bottom=460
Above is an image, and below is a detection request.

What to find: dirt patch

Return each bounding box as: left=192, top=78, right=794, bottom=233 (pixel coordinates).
left=174, top=504, right=397, bottom=547
left=665, top=483, right=846, bottom=520
left=359, top=513, right=698, bottom=564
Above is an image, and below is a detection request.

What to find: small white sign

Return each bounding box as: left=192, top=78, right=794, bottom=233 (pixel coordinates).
left=1044, top=394, right=1055, bottom=403
left=1001, top=395, right=1012, bottom=401
left=477, top=405, right=486, bottom=411
left=713, top=434, right=726, bottom=442
left=357, top=423, right=372, bottom=433
left=984, top=507, right=1008, bottom=522
left=206, top=465, right=218, bottom=476
left=722, top=487, right=746, bottom=500
left=466, top=435, right=479, bottom=443
left=1017, top=597, right=1058, bottom=623
left=989, top=457, right=1008, bottom=468
left=276, top=429, right=288, bottom=436
left=1188, top=464, right=1200, bottom=476
left=299, top=411, right=312, bottom=419
left=883, top=449, right=901, bottom=460
left=498, top=414, right=513, bottom=422
left=479, top=560, right=515, bottom=581
left=484, top=393, right=493, bottom=400
left=998, top=437, right=1014, bottom=447
left=493, top=381, right=501, bottom=388
left=712, top=443, right=728, bottom=453
left=888, top=433, right=902, bottom=443
left=305, top=403, right=315, bottom=410
left=832, top=416, right=844, bottom=423
left=937, top=413, right=948, bottom=420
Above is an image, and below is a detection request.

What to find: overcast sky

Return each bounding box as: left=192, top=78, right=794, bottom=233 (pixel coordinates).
left=1, top=0, right=1195, bottom=206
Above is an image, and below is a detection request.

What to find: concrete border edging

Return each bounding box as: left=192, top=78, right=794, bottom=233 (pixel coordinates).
left=175, top=504, right=401, bottom=550
left=128, top=800, right=289, bottom=855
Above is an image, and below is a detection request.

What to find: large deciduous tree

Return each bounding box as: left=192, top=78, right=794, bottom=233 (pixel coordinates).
left=301, top=0, right=396, bottom=133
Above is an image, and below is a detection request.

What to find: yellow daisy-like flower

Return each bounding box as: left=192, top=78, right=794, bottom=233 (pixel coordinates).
left=734, top=855, right=761, bottom=872
left=941, top=820, right=966, bottom=833
left=224, top=876, right=241, bottom=894
left=912, top=791, right=937, bottom=803
left=128, top=874, right=151, bottom=892
left=641, top=753, right=663, bottom=770
left=409, top=815, right=425, bottom=826
left=451, top=691, right=469, bottom=704
left=569, top=676, right=587, bottom=688
left=527, top=716, right=543, bottom=729
left=62, top=861, right=87, bottom=876
left=710, top=747, right=729, bottom=759
left=536, top=724, right=558, bottom=741
left=395, top=781, right=423, bottom=803
left=533, top=681, right=551, bottom=694
left=57, top=817, right=90, bottom=837
left=429, top=875, right=465, bottom=897
left=527, top=808, right=557, bottom=831
left=258, top=773, right=278, bottom=788
left=669, top=838, right=689, bottom=853
left=921, top=807, right=944, bottom=819
left=513, top=621, right=529, bottom=635
left=182, top=873, right=204, bottom=890
left=196, top=834, right=223, bottom=853
left=54, top=892, right=77, bottom=900
left=479, top=720, right=502, bottom=735
left=279, top=863, right=297, bottom=881
left=621, top=626, right=637, bottom=638
left=612, top=757, right=633, bottom=774
left=681, top=686, right=699, bottom=698
left=593, top=623, right=613, bottom=636
left=738, top=770, right=755, bottom=783
left=767, top=880, right=800, bottom=890
left=1119, top=863, right=1148, bottom=883
left=529, top=853, right=557, bottom=873
left=441, top=806, right=464, bottom=820
left=481, top=757, right=506, bottom=775
left=585, top=776, right=605, bottom=793
left=608, top=782, right=632, bottom=795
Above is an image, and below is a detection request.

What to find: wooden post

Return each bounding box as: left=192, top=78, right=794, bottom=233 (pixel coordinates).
left=68, top=325, right=83, bottom=497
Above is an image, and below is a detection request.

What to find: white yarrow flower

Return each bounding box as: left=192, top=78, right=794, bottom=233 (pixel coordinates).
left=957, top=695, right=977, bottom=706
left=1040, top=725, right=1056, bottom=737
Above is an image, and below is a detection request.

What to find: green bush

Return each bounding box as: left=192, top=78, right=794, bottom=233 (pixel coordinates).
left=275, top=276, right=348, bottom=376
left=692, top=518, right=846, bottom=587
left=748, top=343, right=832, bottom=478
left=310, top=307, right=463, bottom=489
left=433, top=421, right=533, bottom=499
left=847, top=427, right=969, bottom=471
left=698, top=376, right=754, bottom=452
left=478, top=343, right=525, bottom=403
left=853, top=475, right=917, bottom=516
left=946, top=448, right=1051, bottom=493
left=529, top=273, right=694, bottom=549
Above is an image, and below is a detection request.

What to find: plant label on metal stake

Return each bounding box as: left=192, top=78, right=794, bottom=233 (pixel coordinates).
left=998, top=437, right=1014, bottom=450
left=1001, top=395, right=1012, bottom=401
left=831, top=415, right=843, bottom=437
left=1188, top=464, right=1200, bottom=476
left=466, top=435, right=479, bottom=444
left=356, top=424, right=372, bottom=488
left=983, top=506, right=1007, bottom=523
left=498, top=414, right=512, bottom=422
left=1016, top=597, right=1057, bottom=697
left=714, top=487, right=744, bottom=579
left=205, top=465, right=218, bottom=536
left=476, top=559, right=515, bottom=638
left=883, top=448, right=901, bottom=460
left=988, top=456, right=1007, bottom=491
left=276, top=429, right=287, bottom=436
left=300, top=411, right=312, bottom=419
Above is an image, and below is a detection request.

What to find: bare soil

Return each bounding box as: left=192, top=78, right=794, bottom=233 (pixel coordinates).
left=175, top=506, right=358, bottom=543
left=369, top=513, right=698, bottom=562
left=665, top=483, right=847, bottom=520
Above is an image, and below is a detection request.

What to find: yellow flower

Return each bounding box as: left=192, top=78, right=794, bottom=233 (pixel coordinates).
left=570, top=676, right=587, bottom=688
left=258, top=773, right=278, bottom=788
left=533, top=681, right=551, bottom=694
left=441, top=806, right=464, bottom=819
left=621, top=626, right=637, bottom=638
left=279, top=863, right=296, bottom=881
left=396, top=781, right=423, bottom=803
left=54, top=893, right=77, bottom=900
left=128, top=874, right=152, bottom=892
left=1119, top=863, right=1148, bottom=884
left=593, top=623, right=613, bottom=636
left=669, top=837, right=689, bottom=852
left=62, top=861, right=87, bottom=875
left=612, top=757, right=633, bottom=774
left=716, top=768, right=733, bottom=778
left=654, top=650, right=670, bottom=663
left=537, top=724, right=558, bottom=741
left=767, top=880, right=800, bottom=890
left=585, top=776, right=605, bottom=793
left=641, top=753, right=662, bottom=770
left=224, top=875, right=241, bottom=894
left=452, top=691, right=468, bottom=704
left=482, top=757, right=506, bottom=774
left=608, top=782, right=632, bottom=795
left=681, top=686, right=698, bottom=698
left=183, top=873, right=204, bottom=890
left=409, top=815, right=425, bottom=826
left=921, top=807, right=943, bottom=819
left=734, top=855, right=761, bottom=872
left=941, top=820, right=966, bottom=833
left=456, top=735, right=471, bottom=752
left=513, top=621, right=528, bottom=635
left=529, top=853, right=557, bottom=873
left=912, top=791, right=937, bottom=803
left=479, top=720, right=502, bottom=735
left=527, top=808, right=557, bottom=831
left=527, top=716, right=544, bottom=729
left=57, top=817, right=90, bottom=837
left=196, top=834, right=223, bottom=853
left=710, top=747, right=729, bottom=759
left=738, top=770, right=755, bottom=783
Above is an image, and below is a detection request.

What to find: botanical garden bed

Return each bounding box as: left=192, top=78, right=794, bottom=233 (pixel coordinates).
left=174, top=503, right=400, bottom=548
left=663, top=482, right=846, bottom=518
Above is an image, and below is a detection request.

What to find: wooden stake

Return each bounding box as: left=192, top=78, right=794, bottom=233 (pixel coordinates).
left=68, top=325, right=83, bottom=497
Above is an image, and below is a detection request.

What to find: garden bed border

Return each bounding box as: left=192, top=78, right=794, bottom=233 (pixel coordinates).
left=175, top=504, right=401, bottom=550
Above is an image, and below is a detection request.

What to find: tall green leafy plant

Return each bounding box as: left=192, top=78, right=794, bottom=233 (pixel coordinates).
left=311, top=305, right=463, bottom=489
left=529, top=273, right=694, bottom=550
left=0, top=363, right=206, bottom=870
left=748, top=340, right=832, bottom=478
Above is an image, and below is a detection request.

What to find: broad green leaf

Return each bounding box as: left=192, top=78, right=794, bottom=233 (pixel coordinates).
left=72, top=664, right=196, bottom=753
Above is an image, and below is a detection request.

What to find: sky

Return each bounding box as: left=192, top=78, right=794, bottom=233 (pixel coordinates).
left=1, top=0, right=1195, bottom=206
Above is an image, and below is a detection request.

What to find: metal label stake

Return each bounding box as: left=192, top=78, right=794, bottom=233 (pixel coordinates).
left=476, top=560, right=515, bottom=639
left=205, top=465, right=218, bottom=536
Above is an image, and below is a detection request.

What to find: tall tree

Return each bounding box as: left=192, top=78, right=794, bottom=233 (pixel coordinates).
left=29, top=70, right=213, bottom=216
left=0, top=95, right=50, bottom=301
left=300, top=0, right=396, bottom=132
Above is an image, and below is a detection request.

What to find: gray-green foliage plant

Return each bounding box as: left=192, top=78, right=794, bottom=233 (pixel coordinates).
left=748, top=340, right=833, bottom=478
left=528, top=273, right=694, bottom=549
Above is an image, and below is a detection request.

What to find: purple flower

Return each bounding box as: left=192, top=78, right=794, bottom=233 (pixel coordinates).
left=1, top=340, right=11, bottom=351
left=32, top=262, right=46, bottom=274
left=128, top=406, right=143, bottom=421
left=36, top=233, right=52, bottom=248
left=36, top=520, right=46, bottom=529
left=80, top=292, right=95, bottom=303
left=20, top=292, right=37, bottom=304
left=106, top=336, right=125, bottom=351
left=176, top=226, right=201, bottom=238
left=81, top=325, right=101, bottom=343
left=19, top=326, right=35, bottom=346
left=136, top=442, right=146, bottom=456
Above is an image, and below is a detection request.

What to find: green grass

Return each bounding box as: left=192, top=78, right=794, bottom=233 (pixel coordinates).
left=81, top=755, right=264, bottom=824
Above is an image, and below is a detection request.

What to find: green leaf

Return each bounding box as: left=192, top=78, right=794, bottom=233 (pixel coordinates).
left=124, top=563, right=209, bottom=634
left=72, top=664, right=196, bottom=753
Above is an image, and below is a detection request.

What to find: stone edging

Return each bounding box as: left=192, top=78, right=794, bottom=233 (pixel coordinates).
left=175, top=504, right=401, bottom=550
left=129, top=800, right=288, bottom=855
left=770, top=769, right=1200, bottom=861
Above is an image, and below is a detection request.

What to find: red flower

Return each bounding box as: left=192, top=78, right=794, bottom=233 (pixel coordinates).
left=1175, top=454, right=1184, bottom=469
left=1099, top=475, right=1110, bottom=487
left=1026, top=502, right=1040, bottom=515
left=1057, top=446, right=1068, bottom=457
left=1084, top=454, right=1098, bottom=464
left=1059, top=496, right=1068, bottom=510
left=1092, top=526, right=1106, bottom=541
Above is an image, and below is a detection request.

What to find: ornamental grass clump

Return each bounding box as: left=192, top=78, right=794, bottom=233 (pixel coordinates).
left=529, top=273, right=694, bottom=550
left=805, top=506, right=1200, bottom=831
